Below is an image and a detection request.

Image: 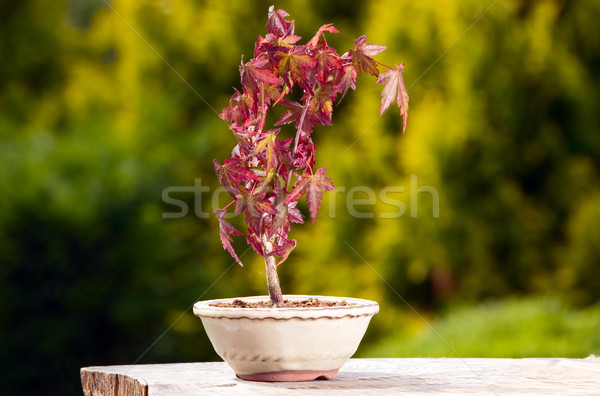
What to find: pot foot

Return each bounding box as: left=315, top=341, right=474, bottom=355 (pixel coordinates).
left=236, top=368, right=339, bottom=382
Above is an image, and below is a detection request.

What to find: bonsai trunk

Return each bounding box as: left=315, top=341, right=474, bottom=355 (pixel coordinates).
left=261, top=233, right=284, bottom=307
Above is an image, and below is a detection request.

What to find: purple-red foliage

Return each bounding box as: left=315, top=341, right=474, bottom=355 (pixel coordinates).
left=215, top=6, right=408, bottom=266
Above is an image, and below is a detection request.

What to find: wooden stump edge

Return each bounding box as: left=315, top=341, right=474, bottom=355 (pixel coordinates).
left=80, top=367, right=148, bottom=396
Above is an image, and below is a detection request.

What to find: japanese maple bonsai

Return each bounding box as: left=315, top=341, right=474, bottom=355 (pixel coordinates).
left=194, top=6, right=408, bottom=381
left=213, top=7, right=407, bottom=307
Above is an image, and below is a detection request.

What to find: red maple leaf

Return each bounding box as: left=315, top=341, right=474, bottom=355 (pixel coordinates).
left=342, top=35, right=386, bottom=77
left=255, top=131, right=278, bottom=171
left=307, top=23, right=339, bottom=48
left=309, top=83, right=336, bottom=125
left=275, top=96, right=332, bottom=132
left=267, top=6, right=294, bottom=36
left=337, top=65, right=357, bottom=102
left=246, top=233, right=263, bottom=257
left=255, top=33, right=303, bottom=60
left=286, top=201, right=304, bottom=224
left=275, top=46, right=317, bottom=92
left=305, top=168, right=335, bottom=222
left=284, top=168, right=335, bottom=222
left=214, top=158, right=259, bottom=195
left=269, top=204, right=291, bottom=239
left=268, top=200, right=304, bottom=240
left=274, top=137, right=293, bottom=169
left=240, top=56, right=281, bottom=99
left=270, top=236, right=296, bottom=266
left=274, top=99, right=302, bottom=126
left=235, top=186, right=277, bottom=232
left=215, top=209, right=244, bottom=266
left=288, top=133, right=316, bottom=171
left=219, top=88, right=253, bottom=126
left=377, top=63, right=409, bottom=133
left=314, top=46, right=343, bottom=83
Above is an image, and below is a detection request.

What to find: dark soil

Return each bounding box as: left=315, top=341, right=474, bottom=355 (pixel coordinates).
left=210, top=297, right=353, bottom=308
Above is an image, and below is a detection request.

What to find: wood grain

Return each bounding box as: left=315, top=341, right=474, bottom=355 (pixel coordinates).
left=81, top=357, right=600, bottom=395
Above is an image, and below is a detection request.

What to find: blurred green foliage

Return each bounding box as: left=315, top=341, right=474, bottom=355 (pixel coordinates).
left=363, top=297, right=600, bottom=358
left=0, top=0, right=599, bottom=394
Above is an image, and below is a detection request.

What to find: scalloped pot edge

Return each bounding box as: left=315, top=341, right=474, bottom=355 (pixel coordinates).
left=193, top=295, right=379, bottom=319
left=193, top=295, right=379, bottom=382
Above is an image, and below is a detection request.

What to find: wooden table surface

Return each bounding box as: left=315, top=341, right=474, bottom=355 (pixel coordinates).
left=81, top=357, right=600, bottom=395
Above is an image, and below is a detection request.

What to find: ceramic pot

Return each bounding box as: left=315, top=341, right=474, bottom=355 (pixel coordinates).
left=193, top=294, right=379, bottom=382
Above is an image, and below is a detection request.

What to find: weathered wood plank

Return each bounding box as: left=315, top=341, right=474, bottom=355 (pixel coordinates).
left=81, top=357, right=600, bottom=395
left=80, top=368, right=148, bottom=396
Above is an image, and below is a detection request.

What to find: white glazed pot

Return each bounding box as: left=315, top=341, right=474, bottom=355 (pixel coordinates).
left=193, top=295, right=379, bottom=382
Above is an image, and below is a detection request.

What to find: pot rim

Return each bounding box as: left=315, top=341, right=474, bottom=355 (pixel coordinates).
left=193, top=294, right=379, bottom=320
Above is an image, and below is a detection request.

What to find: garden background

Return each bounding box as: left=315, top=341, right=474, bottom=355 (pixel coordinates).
left=1, top=0, right=599, bottom=394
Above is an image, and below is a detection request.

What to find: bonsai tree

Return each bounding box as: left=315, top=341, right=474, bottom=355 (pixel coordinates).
left=215, top=6, right=408, bottom=307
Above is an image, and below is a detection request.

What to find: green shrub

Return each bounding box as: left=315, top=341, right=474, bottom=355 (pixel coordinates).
left=364, top=297, right=600, bottom=358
